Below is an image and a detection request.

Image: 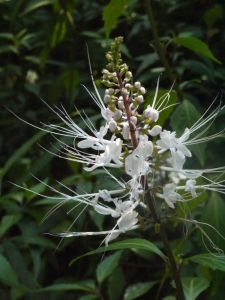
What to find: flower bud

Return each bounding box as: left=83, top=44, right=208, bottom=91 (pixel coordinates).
left=140, top=87, right=146, bottom=94
left=122, top=88, right=129, bottom=96
left=122, top=123, right=130, bottom=140
left=118, top=100, right=124, bottom=109
left=130, top=116, right=137, bottom=125
left=150, top=109, right=159, bottom=122
left=114, top=109, right=122, bottom=121
left=105, top=108, right=114, bottom=120
left=136, top=95, right=144, bottom=103
left=143, top=106, right=152, bottom=118
left=104, top=94, right=111, bottom=103
left=134, top=81, right=141, bottom=89
left=125, top=71, right=132, bottom=81
left=125, top=83, right=131, bottom=89
left=109, top=120, right=117, bottom=132
left=149, top=125, right=162, bottom=136
left=108, top=88, right=115, bottom=95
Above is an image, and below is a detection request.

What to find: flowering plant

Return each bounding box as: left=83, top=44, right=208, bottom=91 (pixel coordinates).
left=12, top=37, right=225, bottom=300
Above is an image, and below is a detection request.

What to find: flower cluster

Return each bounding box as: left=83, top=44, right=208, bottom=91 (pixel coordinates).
left=16, top=37, right=225, bottom=247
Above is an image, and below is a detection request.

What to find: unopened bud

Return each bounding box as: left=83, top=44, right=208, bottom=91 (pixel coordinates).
left=108, top=88, right=115, bottom=95
left=109, top=120, right=117, bottom=132
left=130, top=116, right=137, bottom=125
left=104, top=94, right=111, bottom=103
left=143, top=106, right=152, bottom=118
left=137, top=95, right=144, bottom=103
left=134, top=81, right=141, bottom=89
left=125, top=83, right=131, bottom=89
left=122, top=123, right=130, bottom=140
left=114, top=109, right=122, bottom=121
left=150, top=109, right=159, bottom=122
left=140, top=87, right=146, bottom=94
left=122, top=89, right=129, bottom=96
left=149, top=125, right=162, bottom=136
left=105, top=108, right=114, bottom=120
left=118, top=100, right=124, bottom=109
left=125, top=71, right=132, bottom=81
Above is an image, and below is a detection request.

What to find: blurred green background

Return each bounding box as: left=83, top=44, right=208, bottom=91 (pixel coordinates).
left=1, top=0, right=225, bottom=299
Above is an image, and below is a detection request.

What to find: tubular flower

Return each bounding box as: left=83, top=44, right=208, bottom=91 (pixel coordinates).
left=12, top=37, right=225, bottom=248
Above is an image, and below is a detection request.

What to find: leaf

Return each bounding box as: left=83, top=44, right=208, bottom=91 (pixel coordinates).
left=35, top=283, right=94, bottom=292
left=0, top=129, right=47, bottom=180
left=3, top=241, right=36, bottom=289
left=0, top=214, right=21, bottom=235
left=96, top=250, right=123, bottom=284
left=123, top=281, right=156, bottom=300
left=204, top=7, right=223, bottom=28
left=70, top=238, right=167, bottom=266
left=173, top=37, right=221, bottom=64
left=172, top=277, right=209, bottom=300
left=135, top=53, right=159, bottom=75
left=0, top=254, right=22, bottom=288
left=170, top=100, right=206, bottom=165
left=189, top=253, right=225, bottom=272
left=78, top=296, right=98, bottom=300
left=200, top=192, right=225, bottom=251
left=20, top=0, right=57, bottom=16
left=102, top=0, right=130, bottom=39
left=12, top=235, right=56, bottom=249
left=162, top=297, right=176, bottom=300
left=108, top=266, right=125, bottom=300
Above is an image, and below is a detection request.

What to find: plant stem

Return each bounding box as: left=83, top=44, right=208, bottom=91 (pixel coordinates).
left=144, top=0, right=184, bottom=102
left=116, top=68, right=185, bottom=299
left=143, top=177, right=185, bottom=300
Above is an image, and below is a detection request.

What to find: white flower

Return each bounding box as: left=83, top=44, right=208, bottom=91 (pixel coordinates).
left=125, top=135, right=153, bottom=177
left=157, top=100, right=224, bottom=156
left=157, top=183, right=184, bottom=209
left=185, top=179, right=197, bottom=197
left=156, top=129, right=191, bottom=157
left=84, top=136, right=123, bottom=171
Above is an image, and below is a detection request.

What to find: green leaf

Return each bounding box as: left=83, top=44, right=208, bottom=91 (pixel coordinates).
left=172, top=277, right=209, bottom=300
left=200, top=192, right=225, bottom=251
left=0, top=214, right=21, bottom=235
left=12, top=235, right=56, bottom=249
left=170, top=100, right=206, bottom=165
left=123, top=281, right=156, bottom=300
left=35, top=283, right=94, bottom=292
left=108, top=266, right=125, bottom=300
left=78, top=296, right=98, bottom=300
left=204, top=7, right=223, bottom=28
left=96, top=250, right=123, bottom=284
left=20, top=0, right=57, bottom=16
left=70, top=238, right=167, bottom=266
left=0, top=254, right=22, bottom=288
left=0, top=33, right=14, bottom=40
left=103, top=0, right=130, bottom=39
left=0, top=129, right=47, bottom=180
left=162, top=297, right=176, bottom=300
left=189, top=253, right=225, bottom=272
left=3, top=241, right=36, bottom=289
left=89, top=209, right=105, bottom=231
left=173, top=37, right=221, bottom=64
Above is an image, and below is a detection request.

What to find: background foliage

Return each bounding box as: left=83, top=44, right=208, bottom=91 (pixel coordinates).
left=1, top=0, right=225, bottom=299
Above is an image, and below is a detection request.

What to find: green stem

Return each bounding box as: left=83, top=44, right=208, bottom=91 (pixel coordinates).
left=143, top=179, right=185, bottom=300
left=114, top=55, right=185, bottom=300
left=144, top=0, right=184, bottom=102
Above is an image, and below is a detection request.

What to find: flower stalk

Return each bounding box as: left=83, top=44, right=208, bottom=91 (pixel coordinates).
left=109, top=38, right=185, bottom=299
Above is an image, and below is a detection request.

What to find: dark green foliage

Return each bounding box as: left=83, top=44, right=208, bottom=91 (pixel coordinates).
left=1, top=0, right=225, bottom=299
